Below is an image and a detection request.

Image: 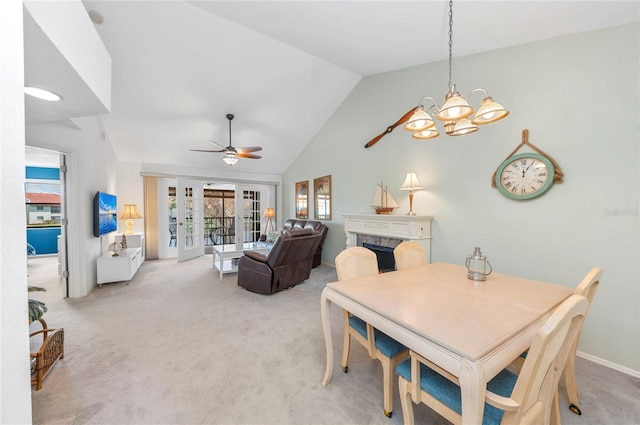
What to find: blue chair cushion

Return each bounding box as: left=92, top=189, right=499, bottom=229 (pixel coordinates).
left=348, top=316, right=407, bottom=358
left=396, top=358, right=518, bottom=425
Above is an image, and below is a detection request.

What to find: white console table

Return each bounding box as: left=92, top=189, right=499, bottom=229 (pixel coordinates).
left=97, top=234, right=145, bottom=286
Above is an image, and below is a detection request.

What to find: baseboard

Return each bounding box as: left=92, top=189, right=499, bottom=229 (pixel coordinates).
left=577, top=351, right=640, bottom=378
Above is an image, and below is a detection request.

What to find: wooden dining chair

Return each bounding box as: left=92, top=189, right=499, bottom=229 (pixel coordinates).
left=564, top=267, right=602, bottom=414
left=397, top=294, right=590, bottom=425
left=508, top=267, right=603, bottom=415
left=393, top=241, right=426, bottom=271
left=335, top=246, right=409, bottom=418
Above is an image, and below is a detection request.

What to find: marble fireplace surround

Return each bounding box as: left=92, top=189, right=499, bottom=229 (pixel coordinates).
left=343, top=214, right=433, bottom=263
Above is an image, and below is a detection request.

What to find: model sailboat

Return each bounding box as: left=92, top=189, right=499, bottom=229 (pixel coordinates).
left=371, top=181, right=398, bottom=214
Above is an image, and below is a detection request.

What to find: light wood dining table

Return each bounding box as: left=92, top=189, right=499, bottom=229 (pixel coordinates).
left=320, top=262, right=572, bottom=424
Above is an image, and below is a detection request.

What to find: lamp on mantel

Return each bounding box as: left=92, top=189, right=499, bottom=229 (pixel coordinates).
left=402, top=0, right=509, bottom=139
left=263, top=207, right=276, bottom=233
left=119, top=204, right=143, bottom=234
left=399, top=172, right=423, bottom=215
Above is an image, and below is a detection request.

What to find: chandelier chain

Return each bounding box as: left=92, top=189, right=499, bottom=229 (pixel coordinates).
left=448, top=0, right=454, bottom=89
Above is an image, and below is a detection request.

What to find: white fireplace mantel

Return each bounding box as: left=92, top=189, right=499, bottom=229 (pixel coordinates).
left=343, top=214, right=434, bottom=262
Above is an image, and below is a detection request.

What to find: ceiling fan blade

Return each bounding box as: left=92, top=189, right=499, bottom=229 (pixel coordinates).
left=237, top=153, right=261, bottom=159
left=208, top=140, right=226, bottom=149
left=190, top=149, right=225, bottom=153
left=236, top=146, right=262, bottom=153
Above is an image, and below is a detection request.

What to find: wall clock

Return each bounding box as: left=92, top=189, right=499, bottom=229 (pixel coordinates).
left=496, top=153, right=554, bottom=200
left=492, top=129, right=563, bottom=200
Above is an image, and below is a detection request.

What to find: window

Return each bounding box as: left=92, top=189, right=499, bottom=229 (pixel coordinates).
left=25, top=181, right=61, bottom=227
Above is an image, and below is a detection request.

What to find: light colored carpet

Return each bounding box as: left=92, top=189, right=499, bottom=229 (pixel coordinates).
left=28, top=255, right=640, bottom=425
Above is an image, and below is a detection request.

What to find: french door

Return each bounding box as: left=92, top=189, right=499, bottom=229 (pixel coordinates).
left=177, top=178, right=204, bottom=262
left=239, top=186, right=263, bottom=243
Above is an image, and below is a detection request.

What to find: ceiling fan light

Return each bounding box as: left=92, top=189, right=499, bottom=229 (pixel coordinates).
left=222, top=152, right=238, bottom=166
left=471, top=96, right=510, bottom=125
left=404, top=106, right=435, bottom=132
left=436, top=91, right=473, bottom=121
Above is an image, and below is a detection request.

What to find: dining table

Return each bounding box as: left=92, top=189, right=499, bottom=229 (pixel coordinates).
left=320, top=261, right=573, bottom=424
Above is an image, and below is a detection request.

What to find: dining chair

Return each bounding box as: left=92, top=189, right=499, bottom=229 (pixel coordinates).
left=335, top=246, right=409, bottom=418
left=508, top=267, right=603, bottom=415
left=397, top=294, right=590, bottom=425
left=393, top=241, right=426, bottom=271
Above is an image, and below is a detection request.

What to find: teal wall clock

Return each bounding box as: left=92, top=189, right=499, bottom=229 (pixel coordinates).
left=492, top=130, right=563, bottom=201
left=496, top=152, right=555, bottom=200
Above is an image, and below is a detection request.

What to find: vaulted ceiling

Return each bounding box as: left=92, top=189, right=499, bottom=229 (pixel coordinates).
left=24, top=1, right=640, bottom=174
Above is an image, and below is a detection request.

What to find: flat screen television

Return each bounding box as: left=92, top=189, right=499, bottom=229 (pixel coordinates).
left=93, top=191, right=117, bottom=237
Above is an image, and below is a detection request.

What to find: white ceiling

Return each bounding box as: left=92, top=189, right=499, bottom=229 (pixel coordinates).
left=24, top=1, right=640, bottom=174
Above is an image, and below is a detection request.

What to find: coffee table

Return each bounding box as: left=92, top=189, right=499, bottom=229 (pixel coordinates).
left=212, top=242, right=269, bottom=279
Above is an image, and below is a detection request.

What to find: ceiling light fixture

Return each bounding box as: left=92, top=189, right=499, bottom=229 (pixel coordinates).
left=404, top=0, right=509, bottom=139
left=24, top=86, right=63, bottom=102
left=87, top=10, right=104, bottom=25
left=222, top=151, right=238, bottom=166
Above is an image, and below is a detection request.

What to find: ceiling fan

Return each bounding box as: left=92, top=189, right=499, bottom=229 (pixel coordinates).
left=190, top=113, right=262, bottom=165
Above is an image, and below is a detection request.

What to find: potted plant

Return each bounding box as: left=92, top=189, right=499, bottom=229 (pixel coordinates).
left=28, top=286, right=47, bottom=323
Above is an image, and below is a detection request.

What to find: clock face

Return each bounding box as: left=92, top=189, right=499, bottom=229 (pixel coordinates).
left=496, top=153, right=555, bottom=200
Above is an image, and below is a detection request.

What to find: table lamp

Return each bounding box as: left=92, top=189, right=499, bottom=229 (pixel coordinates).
left=119, top=204, right=143, bottom=234
left=399, top=171, right=424, bottom=215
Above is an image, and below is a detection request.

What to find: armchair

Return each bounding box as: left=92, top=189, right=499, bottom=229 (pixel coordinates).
left=237, top=227, right=322, bottom=294
left=283, top=219, right=328, bottom=267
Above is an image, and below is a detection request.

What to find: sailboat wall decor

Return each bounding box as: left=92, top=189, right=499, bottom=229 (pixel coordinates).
left=371, top=181, right=398, bottom=214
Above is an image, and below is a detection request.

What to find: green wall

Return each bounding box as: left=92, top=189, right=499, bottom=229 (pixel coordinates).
left=283, top=23, right=640, bottom=372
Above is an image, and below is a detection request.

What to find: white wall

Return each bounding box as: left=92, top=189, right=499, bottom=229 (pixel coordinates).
left=0, top=1, right=32, bottom=422
left=117, top=161, right=145, bottom=235
left=283, top=23, right=640, bottom=373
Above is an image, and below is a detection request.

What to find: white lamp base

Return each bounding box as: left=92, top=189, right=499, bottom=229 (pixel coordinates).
left=124, top=220, right=134, bottom=235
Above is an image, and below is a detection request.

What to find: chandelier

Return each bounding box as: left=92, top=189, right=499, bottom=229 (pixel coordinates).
left=403, top=0, right=509, bottom=139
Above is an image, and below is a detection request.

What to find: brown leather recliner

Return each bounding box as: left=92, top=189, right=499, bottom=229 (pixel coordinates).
left=283, top=219, right=328, bottom=268
left=237, top=228, right=322, bottom=294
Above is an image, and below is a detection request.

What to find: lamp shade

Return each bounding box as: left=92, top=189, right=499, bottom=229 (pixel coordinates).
left=119, top=204, right=142, bottom=220
left=450, top=118, right=478, bottom=136
left=435, top=91, right=473, bottom=121
left=412, top=127, right=439, bottom=140
left=471, top=97, right=510, bottom=125
left=400, top=172, right=424, bottom=191
left=404, top=106, right=436, bottom=132
left=222, top=152, right=238, bottom=165
left=264, top=207, right=275, bottom=218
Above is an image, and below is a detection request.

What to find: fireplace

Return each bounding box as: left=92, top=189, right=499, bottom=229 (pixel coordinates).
left=363, top=243, right=396, bottom=272
left=343, top=214, right=433, bottom=265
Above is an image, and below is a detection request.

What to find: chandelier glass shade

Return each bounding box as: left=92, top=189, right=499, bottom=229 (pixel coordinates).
left=222, top=152, right=238, bottom=165
left=404, top=0, right=508, bottom=139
